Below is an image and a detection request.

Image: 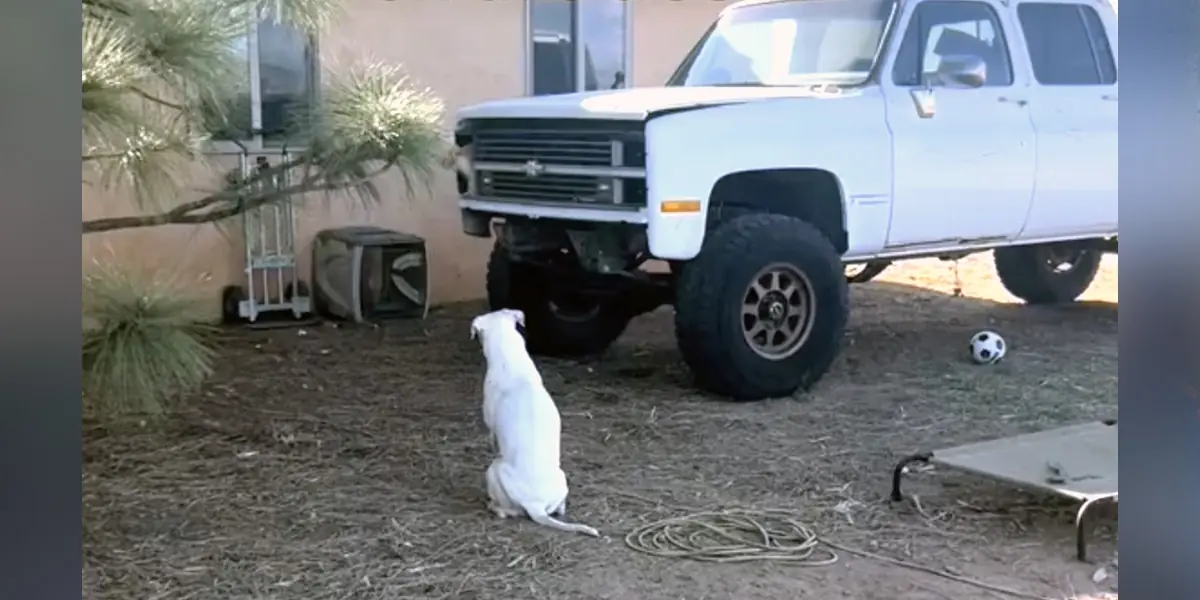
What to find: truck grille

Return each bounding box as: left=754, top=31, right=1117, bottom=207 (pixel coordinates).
left=478, top=172, right=647, bottom=207
left=486, top=172, right=600, bottom=202
left=468, top=118, right=646, bottom=169
left=475, top=131, right=614, bottom=167
left=462, top=118, right=646, bottom=207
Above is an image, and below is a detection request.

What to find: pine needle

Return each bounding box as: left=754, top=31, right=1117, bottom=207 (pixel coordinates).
left=82, top=261, right=218, bottom=422
left=82, top=0, right=446, bottom=230
left=303, top=62, right=448, bottom=208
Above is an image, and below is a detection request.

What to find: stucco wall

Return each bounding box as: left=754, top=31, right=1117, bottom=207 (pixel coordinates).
left=82, top=0, right=727, bottom=317
left=631, top=0, right=726, bottom=87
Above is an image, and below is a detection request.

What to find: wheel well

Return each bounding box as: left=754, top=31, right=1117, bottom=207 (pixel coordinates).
left=707, top=168, right=848, bottom=254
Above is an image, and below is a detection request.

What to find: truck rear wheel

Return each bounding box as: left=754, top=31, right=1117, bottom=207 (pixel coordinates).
left=674, top=214, right=849, bottom=401
left=486, top=243, right=630, bottom=357
left=845, top=260, right=892, bottom=284
left=993, top=241, right=1102, bottom=304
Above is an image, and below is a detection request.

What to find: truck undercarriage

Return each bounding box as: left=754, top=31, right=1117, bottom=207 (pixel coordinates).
left=492, top=217, right=672, bottom=322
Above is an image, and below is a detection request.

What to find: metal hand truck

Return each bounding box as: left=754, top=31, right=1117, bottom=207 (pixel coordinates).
left=216, top=144, right=313, bottom=324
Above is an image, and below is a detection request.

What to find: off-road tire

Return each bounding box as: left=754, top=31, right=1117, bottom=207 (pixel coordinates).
left=486, top=243, right=630, bottom=357
left=993, top=242, right=1102, bottom=304
left=845, top=261, right=892, bottom=284
left=674, top=214, right=850, bottom=401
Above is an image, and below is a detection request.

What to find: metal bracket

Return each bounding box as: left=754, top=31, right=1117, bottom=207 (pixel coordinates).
left=889, top=452, right=934, bottom=502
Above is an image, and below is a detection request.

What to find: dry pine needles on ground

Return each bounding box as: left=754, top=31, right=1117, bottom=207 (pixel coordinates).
left=83, top=257, right=1119, bottom=600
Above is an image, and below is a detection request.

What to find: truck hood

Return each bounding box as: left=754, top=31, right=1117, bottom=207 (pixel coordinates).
left=456, top=86, right=855, bottom=121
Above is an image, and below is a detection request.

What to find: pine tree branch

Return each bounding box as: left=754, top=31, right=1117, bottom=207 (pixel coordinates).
left=81, top=161, right=394, bottom=234
left=83, top=140, right=177, bottom=162
left=130, top=87, right=187, bottom=112
left=83, top=0, right=130, bottom=18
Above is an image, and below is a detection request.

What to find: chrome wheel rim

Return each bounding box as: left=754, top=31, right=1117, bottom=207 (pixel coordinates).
left=741, top=263, right=817, bottom=360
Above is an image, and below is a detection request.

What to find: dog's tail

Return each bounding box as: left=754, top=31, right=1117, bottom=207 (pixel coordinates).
left=527, top=509, right=600, bottom=537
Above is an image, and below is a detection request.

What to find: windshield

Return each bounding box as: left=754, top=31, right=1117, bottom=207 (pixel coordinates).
left=668, top=0, right=896, bottom=87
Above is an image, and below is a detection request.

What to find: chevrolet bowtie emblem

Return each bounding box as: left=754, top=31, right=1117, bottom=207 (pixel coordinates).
left=523, top=159, right=546, bottom=178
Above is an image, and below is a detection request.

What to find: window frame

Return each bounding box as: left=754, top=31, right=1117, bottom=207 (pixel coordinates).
left=889, top=0, right=1016, bottom=88
left=1016, top=1, right=1117, bottom=86
left=208, top=18, right=322, bottom=154
left=1077, top=4, right=1116, bottom=83
left=666, top=0, right=903, bottom=88
left=522, top=0, right=635, bottom=96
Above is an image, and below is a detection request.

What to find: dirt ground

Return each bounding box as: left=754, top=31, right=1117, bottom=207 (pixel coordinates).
left=82, top=253, right=1119, bottom=600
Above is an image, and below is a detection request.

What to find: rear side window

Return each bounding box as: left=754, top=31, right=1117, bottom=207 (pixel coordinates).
left=1017, top=3, right=1117, bottom=85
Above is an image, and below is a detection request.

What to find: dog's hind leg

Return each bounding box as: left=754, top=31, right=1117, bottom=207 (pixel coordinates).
left=485, top=462, right=514, bottom=518
left=485, top=461, right=522, bottom=519
left=551, top=498, right=567, bottom=517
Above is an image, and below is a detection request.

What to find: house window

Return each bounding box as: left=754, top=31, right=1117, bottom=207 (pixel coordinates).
left=220, top=18, right=319, bottom=148
left=526, top=0, right=631, bottom=95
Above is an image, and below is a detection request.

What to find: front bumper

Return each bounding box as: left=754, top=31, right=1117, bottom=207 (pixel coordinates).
left=459, top=196, right=648, bottom=227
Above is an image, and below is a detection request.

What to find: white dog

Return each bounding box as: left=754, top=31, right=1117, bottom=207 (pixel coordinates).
left=471, top=308, right=600, bottom=537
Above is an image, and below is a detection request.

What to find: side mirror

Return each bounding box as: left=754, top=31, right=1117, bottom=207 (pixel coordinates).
left=934, top=54, right=987, bottom=89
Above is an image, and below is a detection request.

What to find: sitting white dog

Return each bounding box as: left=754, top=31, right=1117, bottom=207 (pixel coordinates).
left=471, top=308, right=600, bottom=537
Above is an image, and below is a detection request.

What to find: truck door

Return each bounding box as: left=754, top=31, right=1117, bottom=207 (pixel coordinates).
left=881, top=0, right=1037, bottom=250
left=1011, top=0, right=1118, bottom=240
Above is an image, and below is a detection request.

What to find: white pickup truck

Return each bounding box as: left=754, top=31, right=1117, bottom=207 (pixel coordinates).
left=452, top=0, right=1118, bottom=401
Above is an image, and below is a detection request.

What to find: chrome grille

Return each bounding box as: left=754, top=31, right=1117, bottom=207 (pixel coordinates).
left=462, top=118, right=646, bottom=206
left=474, top=130, right=614, bottom=167
left=467, top=118, right=645, bottom=168
left=482, top=172, right=607, bottom=203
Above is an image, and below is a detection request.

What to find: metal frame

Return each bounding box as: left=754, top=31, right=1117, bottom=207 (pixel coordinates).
left=888, top=420, right=1118, bottom=563
left=522, top=0, right=636, bottom=95
left=205, top=147, right=313, bottom=323
left=248, top=22, right=263, bottom=146
left=197, top=13, right=320, bottom=326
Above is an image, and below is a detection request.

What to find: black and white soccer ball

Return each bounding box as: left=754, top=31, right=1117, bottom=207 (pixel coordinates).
left=969, top=330, right=1007, bottom=365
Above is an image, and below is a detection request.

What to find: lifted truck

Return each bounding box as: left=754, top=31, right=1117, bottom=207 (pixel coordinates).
left=452, top=0, right=1118, bottom=401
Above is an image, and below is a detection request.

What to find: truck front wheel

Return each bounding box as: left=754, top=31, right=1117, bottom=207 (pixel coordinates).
left=486, top=244, right=631, bottom=357
left=993, top=241, right=1102, bottom=304
left=674, top=214, right=850, bottom=401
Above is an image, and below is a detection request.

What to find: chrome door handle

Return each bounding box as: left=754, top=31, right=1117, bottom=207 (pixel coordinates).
left=998, top=96, right=1028, bottom=107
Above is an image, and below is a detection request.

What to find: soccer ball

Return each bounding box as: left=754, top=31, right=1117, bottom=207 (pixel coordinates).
left=969, top=330, right=1007, bottom=365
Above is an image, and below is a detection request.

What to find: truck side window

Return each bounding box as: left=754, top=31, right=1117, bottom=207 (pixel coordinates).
left=891, top=1, right=1014, bottom=87
left=1017, top=3, right=1117, bottom=85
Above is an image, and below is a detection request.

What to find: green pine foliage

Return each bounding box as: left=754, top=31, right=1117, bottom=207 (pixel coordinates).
left=81, top=0, right=449, bottom=420
left=82, top=263, right=218, bottom=421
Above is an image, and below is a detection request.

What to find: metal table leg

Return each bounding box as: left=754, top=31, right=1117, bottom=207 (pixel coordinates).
left=890, top=452, right=934, bottom=502
left=1075, top=495, right=1111, bottom=562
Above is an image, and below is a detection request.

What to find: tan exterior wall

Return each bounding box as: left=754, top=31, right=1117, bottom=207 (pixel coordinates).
left=82, top=0, right=726, bottom=317
left=631, top=0, right=726, bottom=87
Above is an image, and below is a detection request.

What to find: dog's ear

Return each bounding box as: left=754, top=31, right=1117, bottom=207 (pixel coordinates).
left=505, top=309, right=526, bottom=328
left=470, top=317, right=483, bottom=340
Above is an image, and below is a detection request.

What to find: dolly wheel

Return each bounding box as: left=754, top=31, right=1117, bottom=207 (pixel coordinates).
left=221, top=285, right=247, bottom=324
